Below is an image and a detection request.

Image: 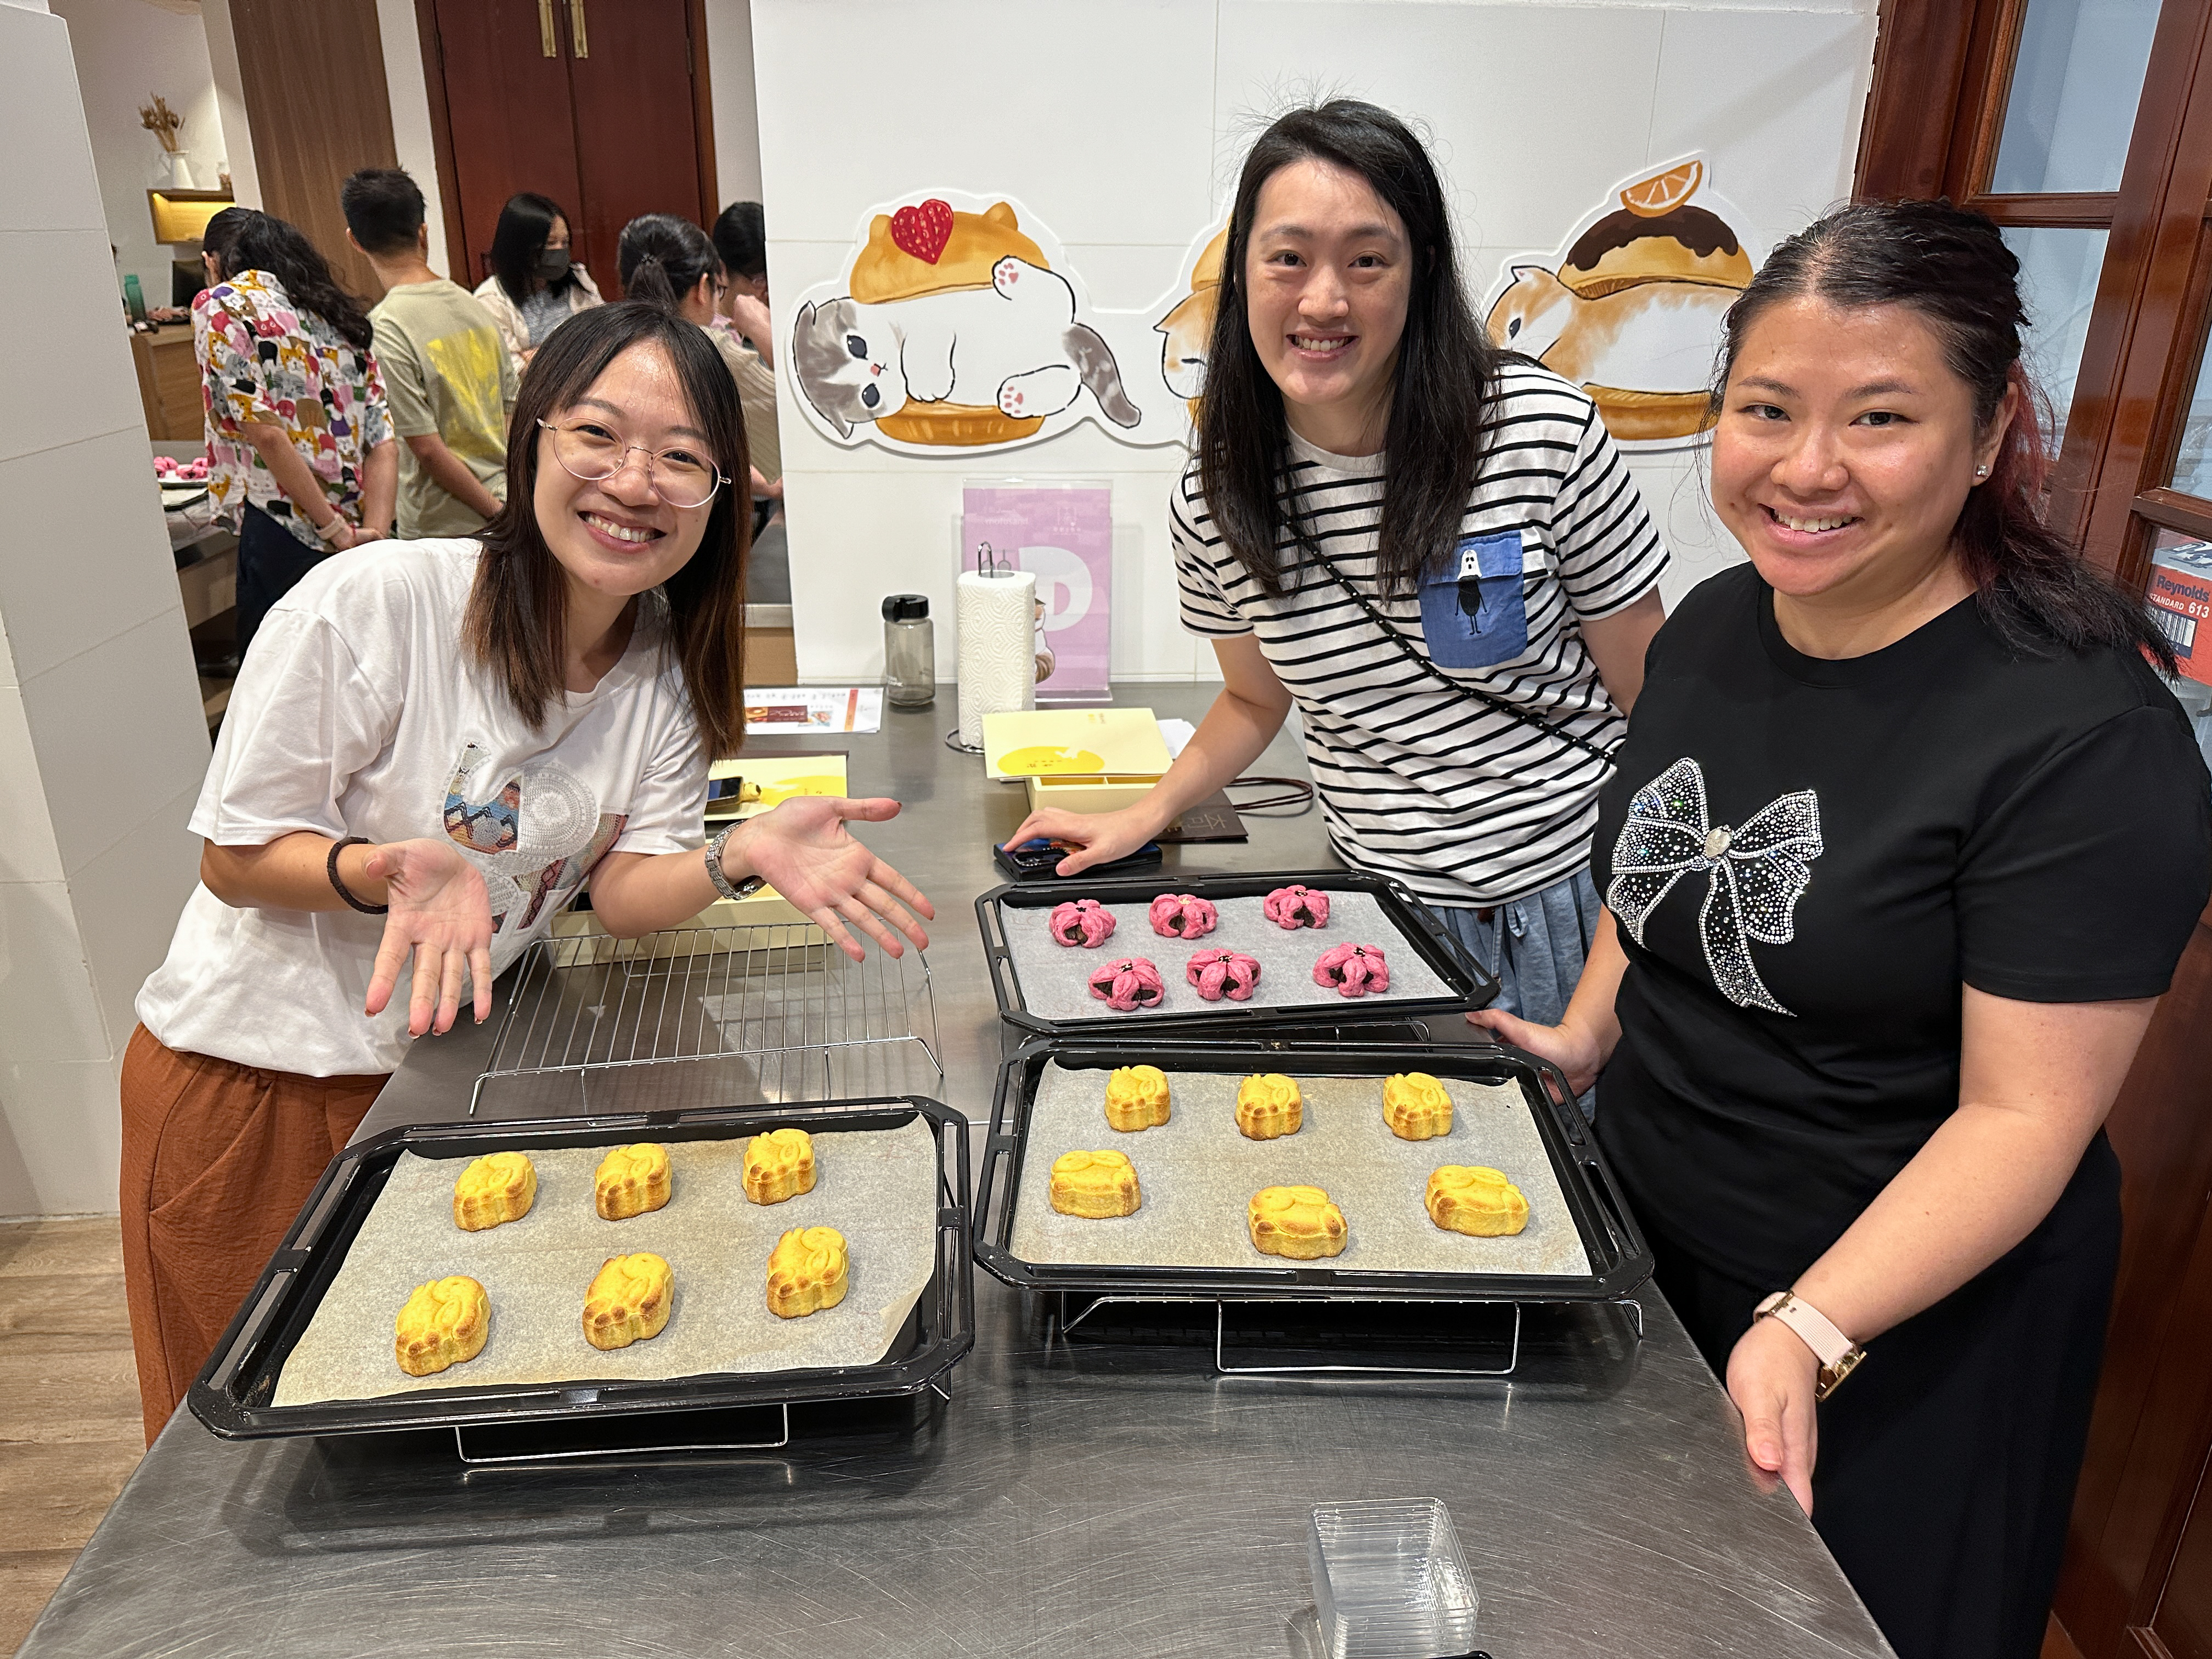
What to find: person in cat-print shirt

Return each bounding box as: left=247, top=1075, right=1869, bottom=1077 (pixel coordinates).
left=1008, top=99, right=1672, bottom=1029
left=122, top=303, right=936, bottom=1444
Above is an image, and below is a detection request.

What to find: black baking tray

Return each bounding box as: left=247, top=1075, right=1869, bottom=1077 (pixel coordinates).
left=976, top=868, right=1498, bottom=1038
left=189, top=1097, right=974, bottom=1440
left=974, top=1036, right=1650, bottom=1304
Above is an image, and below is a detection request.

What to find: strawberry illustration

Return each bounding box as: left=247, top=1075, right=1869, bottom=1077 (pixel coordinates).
left=889, top=198, right=953, bottom=264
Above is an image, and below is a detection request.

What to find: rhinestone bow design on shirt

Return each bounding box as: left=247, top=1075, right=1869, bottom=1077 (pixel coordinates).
left=1605, top=757, right=1822, bottom=1015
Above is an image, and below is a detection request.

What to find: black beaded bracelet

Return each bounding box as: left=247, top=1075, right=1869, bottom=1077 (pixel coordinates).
left=328, top=836, right=390, bottom=915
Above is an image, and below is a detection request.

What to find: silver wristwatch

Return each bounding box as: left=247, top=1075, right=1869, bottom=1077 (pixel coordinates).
left=705, top=821, right=768, bottom=902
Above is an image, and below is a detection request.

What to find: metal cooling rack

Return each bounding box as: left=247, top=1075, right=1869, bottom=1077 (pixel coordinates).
left=469, top=926, right=941, bottom=1115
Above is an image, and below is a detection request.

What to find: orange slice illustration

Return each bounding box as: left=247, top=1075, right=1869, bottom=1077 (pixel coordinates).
left=1620, top=159, right=1703, bottom=218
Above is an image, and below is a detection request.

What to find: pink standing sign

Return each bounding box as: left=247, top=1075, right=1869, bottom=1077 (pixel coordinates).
left=961, top=481, right=1113, bottom=704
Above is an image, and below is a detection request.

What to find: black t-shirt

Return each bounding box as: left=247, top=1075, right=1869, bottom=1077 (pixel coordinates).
left=1593, top=565, right=2211, bottom=1286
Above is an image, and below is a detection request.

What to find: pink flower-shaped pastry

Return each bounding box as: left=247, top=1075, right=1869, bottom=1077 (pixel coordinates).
left=1263, top=884, right=1331, bottom=929
left=1047, top=898, right=1118, bottom=948
left=1148, top=893, right=1219, bottom=938
left=1186, top=948, right=1262, bottom=1002
left=1087, top=957, right=1166, bottom=1012
left=1313, top=943, right=1390, bottom=998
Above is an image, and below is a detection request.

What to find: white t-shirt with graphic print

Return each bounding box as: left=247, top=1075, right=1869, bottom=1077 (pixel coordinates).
left=137, top=538, right=707, bottom=1077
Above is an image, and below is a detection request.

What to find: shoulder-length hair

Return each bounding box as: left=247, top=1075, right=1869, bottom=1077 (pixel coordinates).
left=466, top=303, right=751, bottom=755
left=1200, top=99, right=1501, bottom=598
left=222, top=212, right=375, bottom=353
left=488, top=192, right=580, bottom=306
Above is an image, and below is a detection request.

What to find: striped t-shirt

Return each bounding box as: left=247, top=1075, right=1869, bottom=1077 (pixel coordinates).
left=1172, top=362, right=1668, bottom=908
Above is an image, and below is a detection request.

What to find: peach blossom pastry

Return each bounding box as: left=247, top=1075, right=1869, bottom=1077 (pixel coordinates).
left=1087, top=956, right=1166, bottom=1012
left=742, top=1127, right=817, bottom=1205
left=1234, top=1073, right=1304, bottom=1139
left=1425, top=1166, right=1530, bottom=1237
left=1381, top=1073, right=1454, bottom=1141
left=452, top=1151, right=537, bottom=1231
left=1248, top=1186, right=1347, bottom=1260
left=766, top=1226, right=850, bottom=1318
left=1148, top=893, right=1218, bottom=939
left=1103, top=1065, right=1171, bottom=1131
left=594, top=1142, right=672, bottom=1220
left=1263, top=884, right=1331, bottom=929
left=1048, top=1149, right=1143, bottom=1218
left=394, top=1275, right=490, bottom=1376
left=1313, top=943, right=1390, bottom=998
left=1186, top=947, right=1261, bottom=1002
left=1047, top=898, right=1118, bottom=947
left=581, top=1252, right=673, bottom=1350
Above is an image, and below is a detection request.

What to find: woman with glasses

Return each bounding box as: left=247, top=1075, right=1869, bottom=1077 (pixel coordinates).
left=117, top=303, right=934, bottom=1443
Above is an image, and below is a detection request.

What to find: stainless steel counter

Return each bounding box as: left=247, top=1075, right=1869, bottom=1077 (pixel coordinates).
left=18, top=686, right=1894, bottom=1658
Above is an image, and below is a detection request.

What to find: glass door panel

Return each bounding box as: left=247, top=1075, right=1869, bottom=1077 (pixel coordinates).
left=2168, top=313, right=2212, bottom=499
left=2002, top=226, right=2112, bottom=446
left=1990, top=0, right=2162, bottom=193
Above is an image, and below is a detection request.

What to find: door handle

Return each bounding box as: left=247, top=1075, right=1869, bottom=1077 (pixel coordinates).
left=569, top=0, right=589, bottom=57
left=537, top=0, right=556, bottom=56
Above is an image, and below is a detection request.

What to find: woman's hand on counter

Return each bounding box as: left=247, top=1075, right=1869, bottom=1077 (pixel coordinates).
left=362, top=838, right=495, bottom=1037
left=1002, top=805, right=1163, bottom=877
left=1726, top=1313, right=1822, bottom=1516
left=730, top=797, right=934, bottom=961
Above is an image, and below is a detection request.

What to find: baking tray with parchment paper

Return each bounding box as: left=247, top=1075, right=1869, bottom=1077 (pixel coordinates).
left=188, top=1097, right=972, bottom=1440
left=977, top=870, right=1497, bottom=1039
left=974, top=1037, right=1650, bottom=1305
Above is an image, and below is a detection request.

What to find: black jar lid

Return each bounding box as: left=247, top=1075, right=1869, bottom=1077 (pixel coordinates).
left=882, top=594, right=930, bottom=621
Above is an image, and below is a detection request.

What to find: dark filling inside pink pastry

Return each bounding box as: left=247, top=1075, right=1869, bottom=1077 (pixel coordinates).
left=1087, top=957, right=1166, bottom=1011
left=1147, top=893, right=1219, bottom=938
left=1047, top=898, right=1117, bottom=948
left=1186, top=948, right=1262, bottom=1002
left=1312, top=943, right=1390, bottom=998
left=1262, top=884, right=1331, bottom=929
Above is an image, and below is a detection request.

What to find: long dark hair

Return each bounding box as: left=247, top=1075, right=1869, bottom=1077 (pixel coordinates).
left=467, top=303, right=751, bottom=755
left=618, top=214, right=722, bottom=314
left=221, top=212, right=375, bottom=352
left=1200, top=99, right=1500, bottom=598
left=488, top=193, right=578, bottom=306
left=1718, top=199, right=2176, bottom=669
left=712, top=201, right=766, bottom=281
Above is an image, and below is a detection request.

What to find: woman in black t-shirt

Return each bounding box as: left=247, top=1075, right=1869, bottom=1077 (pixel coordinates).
left=1474, top=201, right=2211, bottom=1659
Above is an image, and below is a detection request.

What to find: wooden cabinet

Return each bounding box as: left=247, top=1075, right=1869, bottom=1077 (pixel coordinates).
left=129, top=326, right=201, bottom=442
left=415, top=0, right=715, bottom=298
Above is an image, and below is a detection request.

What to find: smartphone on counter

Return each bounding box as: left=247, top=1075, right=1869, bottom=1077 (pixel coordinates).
left=993, top=836, right=1164, bottom=882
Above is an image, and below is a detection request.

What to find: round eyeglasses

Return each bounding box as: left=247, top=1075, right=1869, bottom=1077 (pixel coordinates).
left=538, top=418, right=724, bottom=510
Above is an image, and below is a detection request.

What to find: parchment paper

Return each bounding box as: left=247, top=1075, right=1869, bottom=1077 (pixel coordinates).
left=273, top=1120, right=939, bottom=1406
left=999, top=889, right=1455, bottom=1024
left=1007, top=1064, right=1590, bottom=1278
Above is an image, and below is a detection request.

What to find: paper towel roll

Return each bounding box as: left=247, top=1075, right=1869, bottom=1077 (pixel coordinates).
left=957, top=568, right=1037, bottom=747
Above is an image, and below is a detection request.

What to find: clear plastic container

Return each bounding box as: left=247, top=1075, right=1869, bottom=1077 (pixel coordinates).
left=882, top=593, right=935, bottom=708
left=1307, top=1498, right=1480, bottom=1659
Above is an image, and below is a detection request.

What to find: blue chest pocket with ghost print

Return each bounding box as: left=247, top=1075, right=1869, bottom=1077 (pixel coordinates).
left=1419, top=529, right=1530, bottom=668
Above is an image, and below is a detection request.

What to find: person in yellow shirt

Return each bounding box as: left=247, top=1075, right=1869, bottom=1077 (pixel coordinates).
left=341, top=168, right=516, bottom=539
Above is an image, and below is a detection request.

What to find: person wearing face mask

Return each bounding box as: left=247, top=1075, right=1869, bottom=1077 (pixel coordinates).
left=619, top=213, right=779, bottom=511
left=119, top=302, right=934, bottom=1444
left=473, top=192, right=605, bottom=375
left=1008, top=100, right=1669, bottom=1029
left=1473, top=201, right=2209, bottom=1658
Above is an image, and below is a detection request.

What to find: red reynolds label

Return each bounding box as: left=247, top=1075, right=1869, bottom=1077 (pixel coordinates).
left=2150, top=542, right=2212, bottom=684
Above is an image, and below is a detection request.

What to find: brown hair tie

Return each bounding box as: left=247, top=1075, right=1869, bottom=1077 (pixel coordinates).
left=328, top=836, right=389, bottom=915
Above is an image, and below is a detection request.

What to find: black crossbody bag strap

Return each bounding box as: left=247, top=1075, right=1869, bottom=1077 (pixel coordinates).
left=1285, top=522, right=1622, bottom=768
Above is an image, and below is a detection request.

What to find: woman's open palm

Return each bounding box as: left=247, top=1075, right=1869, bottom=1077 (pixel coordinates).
left=362, top=838, right=495, bottom=1036
left=735, top=797, right=934, bottom=961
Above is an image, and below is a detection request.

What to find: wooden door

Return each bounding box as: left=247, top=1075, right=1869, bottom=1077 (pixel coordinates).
left=563, top=0, right=707, bottom=301
left=416, top=0, right=715, bottom=302
left=421, top=0, right=584, bottom=289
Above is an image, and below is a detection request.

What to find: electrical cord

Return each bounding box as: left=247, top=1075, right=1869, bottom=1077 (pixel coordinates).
left=1224, top=774, right=1315, bottom=815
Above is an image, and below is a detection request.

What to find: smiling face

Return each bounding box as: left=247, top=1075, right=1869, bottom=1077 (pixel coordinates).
left=1244, top=157, right=1412, bottom=455
left=531, top=340, right=719, bottom=613
left=1712, top=295, right=2012, bottom=613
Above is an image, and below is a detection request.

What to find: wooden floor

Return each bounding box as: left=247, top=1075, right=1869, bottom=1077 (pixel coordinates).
left=0, top=1218, right=144, bottom=1656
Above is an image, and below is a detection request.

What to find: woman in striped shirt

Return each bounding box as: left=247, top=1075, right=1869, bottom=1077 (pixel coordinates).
left=1007, top=100, right=1669, bottom=1026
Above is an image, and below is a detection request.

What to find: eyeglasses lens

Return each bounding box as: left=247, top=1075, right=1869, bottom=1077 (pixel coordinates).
left=549, top=424, right=719, bottom=509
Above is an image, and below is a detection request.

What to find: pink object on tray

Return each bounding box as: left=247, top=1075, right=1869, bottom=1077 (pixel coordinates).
left=1148, top=893, right=1218, bottom=938
left=1186, top=948, right=1261, bottom=1002
left=1047, top=898, right=1117, bottom=948
left=1087, top=957, right=1166, bottom=1012
left=1262, top=884, right=1331, bottom=929
left=1312, top=943, right=1390, bottom=998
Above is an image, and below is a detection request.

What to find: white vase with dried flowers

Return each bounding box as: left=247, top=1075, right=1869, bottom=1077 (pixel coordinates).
left=139, top=94, right=193, bottom=189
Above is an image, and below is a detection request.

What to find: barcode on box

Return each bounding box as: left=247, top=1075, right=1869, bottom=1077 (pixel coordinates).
left=2155, top=607, right=2197, bottom=653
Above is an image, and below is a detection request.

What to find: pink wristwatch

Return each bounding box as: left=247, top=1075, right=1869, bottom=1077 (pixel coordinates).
left=1754, top=1291, right=1866, bottom=1400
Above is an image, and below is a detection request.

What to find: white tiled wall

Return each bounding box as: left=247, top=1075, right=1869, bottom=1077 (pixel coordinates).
left=0, top=3, right=211, bottom=1215
left=754, top=0, right=1877, bottom=680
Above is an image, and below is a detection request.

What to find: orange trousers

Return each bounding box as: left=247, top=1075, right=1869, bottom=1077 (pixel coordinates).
left=119, top=1024, right=385, bottom=1444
